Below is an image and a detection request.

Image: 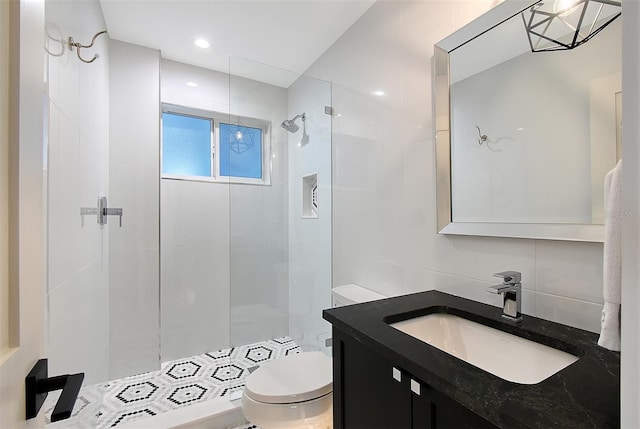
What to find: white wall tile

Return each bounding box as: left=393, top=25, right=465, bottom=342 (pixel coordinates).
left=356, top=254, right=404, bottom=298
left=521, top=289, right=536, bottom=316
left=160, top=180, right=231, bottom=360
left=109, top=40, right=161, bottom=378
left=331, top=251, right=360, bottom=289
left=161, top=60, right=229, bottom=114
left=45, top=0, right=111, bottom=385
left=535, top=240, right=604, bottom=304
left=453, top=236, right=536, bottom=289
left=161, top=180, right=229, bottom=248
left=452, top=276, right=502, bottom=308
left=401, top=138, right=455, bottom=273
left=48, top=260, right=109, bottom=385
left=161, top=244, right=230, bottom=361
left=534, top=292, right=602, bottom=333
left=47, top=105, right=80, bottom=289
left=108, top=247, right=160, bottom=378
left=402, top=267, right=454, bottom=295
left=108, top=162, right=159, bottom=246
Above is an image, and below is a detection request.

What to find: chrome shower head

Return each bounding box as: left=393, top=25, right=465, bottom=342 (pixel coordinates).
left=281, top=119, right=300, bottom=133
left=281, top=113, right=306, bottom=133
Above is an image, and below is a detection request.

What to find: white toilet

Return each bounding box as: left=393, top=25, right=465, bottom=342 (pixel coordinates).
left=240, top=284, right=386, bottom=429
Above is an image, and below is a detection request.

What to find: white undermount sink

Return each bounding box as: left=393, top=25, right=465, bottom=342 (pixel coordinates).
left=389, top=313, right=579, bottom=384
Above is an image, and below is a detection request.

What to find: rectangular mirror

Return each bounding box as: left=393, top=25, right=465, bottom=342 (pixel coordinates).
left=434, top=0, right=621, bottom=242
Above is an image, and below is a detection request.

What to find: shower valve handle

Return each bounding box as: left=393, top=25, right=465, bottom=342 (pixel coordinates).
left=81, top=197, right=123, bottom=227
left=103, top=207, right=123, bottom=227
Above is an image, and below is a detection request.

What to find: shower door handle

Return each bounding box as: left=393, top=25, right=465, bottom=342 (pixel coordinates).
left=25, top=358, right=85, bottom=422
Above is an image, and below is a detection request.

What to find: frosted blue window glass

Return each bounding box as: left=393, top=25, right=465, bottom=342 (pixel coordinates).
left=162, top=112, right=212, bottom=177
left=219, top=123, right=263, bottom=179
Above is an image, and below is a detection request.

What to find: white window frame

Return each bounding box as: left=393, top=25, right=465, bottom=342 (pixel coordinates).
left=161, top=103, right=272, bottom=186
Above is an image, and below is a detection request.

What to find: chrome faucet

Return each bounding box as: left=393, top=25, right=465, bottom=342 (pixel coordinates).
left=486, top=271, right=523, bottom=322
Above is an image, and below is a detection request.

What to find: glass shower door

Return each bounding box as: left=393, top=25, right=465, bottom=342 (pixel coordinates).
left=284, top=74, right=333, bottom=355
left=227, top=56, right=333, bottom=390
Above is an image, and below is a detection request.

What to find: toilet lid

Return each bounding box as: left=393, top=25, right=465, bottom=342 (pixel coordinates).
left=244, top=351, right=332, bottom=404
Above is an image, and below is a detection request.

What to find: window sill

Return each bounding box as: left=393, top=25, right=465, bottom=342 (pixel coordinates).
left=161, top=174, right=271, bottom=186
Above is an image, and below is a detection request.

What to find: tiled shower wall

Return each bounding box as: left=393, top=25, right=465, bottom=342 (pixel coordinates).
left=45, top=0, right=110, bottom=384
left=108, top=40, right=161, bottom=379
left=307, top=0, right=606, bottom=333
left=160, top=60, right=290, bottom=360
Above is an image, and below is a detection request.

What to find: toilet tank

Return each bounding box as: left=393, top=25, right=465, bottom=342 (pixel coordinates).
left=331, top=284, right=387, bottom=307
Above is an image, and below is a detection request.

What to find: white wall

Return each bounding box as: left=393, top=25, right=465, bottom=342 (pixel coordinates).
left=287, top=75, right=332, bottom=353
left=307, top=0, right=606, bottom=334
left=160, top=59, right=289, bottom=359
left=0, top=0, right=9, bottom=355
left=45, top=0, right=110, bottom=385
left=109, top=40, right=160, bottom=379
left=451, top=20, right=621, bottom=224
left=621, top=0, right=640, bottom=426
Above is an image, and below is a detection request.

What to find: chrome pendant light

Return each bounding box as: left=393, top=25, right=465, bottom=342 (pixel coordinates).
left=522, top=0, right=621, bottom=52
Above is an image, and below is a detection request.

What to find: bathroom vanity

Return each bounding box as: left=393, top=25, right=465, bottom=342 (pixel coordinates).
left=322, top=291, right=620, bottom=428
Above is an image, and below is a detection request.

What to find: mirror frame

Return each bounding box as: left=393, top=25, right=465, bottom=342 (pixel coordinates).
left=433, top=0, right=604, bottom=242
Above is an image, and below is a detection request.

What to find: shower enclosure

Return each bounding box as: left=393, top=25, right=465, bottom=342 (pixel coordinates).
left=43, top=1, right=332, bottom=426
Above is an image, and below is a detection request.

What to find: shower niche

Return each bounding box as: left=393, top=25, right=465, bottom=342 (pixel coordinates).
left=302, top=173, right=319, bottom=218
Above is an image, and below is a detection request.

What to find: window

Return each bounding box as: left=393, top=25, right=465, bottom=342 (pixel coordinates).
left=161, top=104, right=270, bottom=184
left=219, top=123, right=263, bottom=179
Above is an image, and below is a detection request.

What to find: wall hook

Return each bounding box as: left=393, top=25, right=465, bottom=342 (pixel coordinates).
left=476, top=126, right=488, bottom=145
left=68, top=30, right=107, bottom=64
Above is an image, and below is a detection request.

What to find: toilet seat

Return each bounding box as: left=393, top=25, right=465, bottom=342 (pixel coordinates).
left=244, top=351, right=332, bottom=404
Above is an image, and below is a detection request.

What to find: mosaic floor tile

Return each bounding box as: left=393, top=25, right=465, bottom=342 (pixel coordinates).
left=45, top=337, right=299, bottom=429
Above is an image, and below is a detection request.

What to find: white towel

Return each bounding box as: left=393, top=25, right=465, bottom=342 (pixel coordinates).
left=598, top=159, right=622, bottom=351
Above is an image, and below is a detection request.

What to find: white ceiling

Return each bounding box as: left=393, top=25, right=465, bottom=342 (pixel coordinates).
left=99, top=0, right=375, bottom=87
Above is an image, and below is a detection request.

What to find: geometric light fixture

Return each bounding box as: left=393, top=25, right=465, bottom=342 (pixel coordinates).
left=521, top=0, right=621, bottom=52
left=226, top=124, right=256, bottom=154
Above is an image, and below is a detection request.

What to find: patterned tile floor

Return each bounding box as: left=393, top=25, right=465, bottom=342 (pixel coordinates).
left=45, top=337, right=300, bottom=428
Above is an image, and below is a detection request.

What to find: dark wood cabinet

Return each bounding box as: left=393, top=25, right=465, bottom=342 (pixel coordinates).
left=334, top=328, right=412, bottom=428
left=412, top=382, right=497, bottom=429
left=333, top=328, right=497, bottom=429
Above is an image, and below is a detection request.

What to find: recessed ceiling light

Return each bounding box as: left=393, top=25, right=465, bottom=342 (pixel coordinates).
left=194, top=38, right=210, bottom=49
left=186, top=82, right=198, bottom=88
left=372, top=90, right=385, bottom=96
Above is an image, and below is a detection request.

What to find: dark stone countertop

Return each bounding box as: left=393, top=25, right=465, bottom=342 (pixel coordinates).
left=322, top=290, right=620, bottom=429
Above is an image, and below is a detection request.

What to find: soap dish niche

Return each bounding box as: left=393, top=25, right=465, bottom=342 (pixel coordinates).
left=302, top=173, right=318, bottom=218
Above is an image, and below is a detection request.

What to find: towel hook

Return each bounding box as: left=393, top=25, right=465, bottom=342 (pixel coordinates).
left=68, top=31, right=107, bottom=64
left=476, top=125, right=488, bottom=145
